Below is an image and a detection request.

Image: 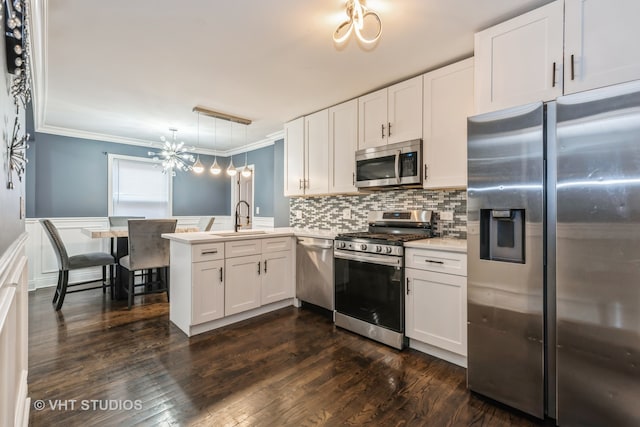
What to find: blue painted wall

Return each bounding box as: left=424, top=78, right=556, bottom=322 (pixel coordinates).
left=25, top=133, right=289, bottom=222
left=26, top=133, right=231, bottom=218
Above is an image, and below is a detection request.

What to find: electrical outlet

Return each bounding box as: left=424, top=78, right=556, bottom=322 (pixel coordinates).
left=342, top=208, right=351, bottom=220
left=256, top=206, right=260, bottom=215
left=295, top=211, right=303, bottom=220
left=440, top=211, right=454, bottom=221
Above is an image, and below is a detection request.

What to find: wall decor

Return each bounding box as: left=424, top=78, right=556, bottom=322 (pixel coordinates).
left=5, top=0, right=32, bottom=110
left=6, top=115, right=29, bottom=189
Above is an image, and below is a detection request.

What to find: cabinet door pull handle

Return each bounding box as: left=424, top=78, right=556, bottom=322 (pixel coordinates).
left=352, top=172, right=355, bottom=185
left=257, top=262, right=261, bottom=275
left=381, top=124, right=385, bottom=139
left=219, top=267, right=223, bottom=283
left=201, top=250, right=218, bottom=255
left=388, top=122, right=392, bottom=137
left=425, top=259, right=444, bottom=264
left=264, top=260, right=268, bottom=273
left=406, top=277, right=410, bottom=295
left=424, top=164, right=428, bottom=181
left=570, top=54, right=575, bottom=81
left=552, top=61, right=556, bottom=87
left=299, top=179, right=302, bottom=189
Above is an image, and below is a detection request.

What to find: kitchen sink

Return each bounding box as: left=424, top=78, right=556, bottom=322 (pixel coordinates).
left=211, top=230, right=268, bottom=236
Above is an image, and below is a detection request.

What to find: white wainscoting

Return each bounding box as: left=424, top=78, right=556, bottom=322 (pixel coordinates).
left=26, top=216, right=275, bottom=290
left=0, top=233, right=29, bottom=427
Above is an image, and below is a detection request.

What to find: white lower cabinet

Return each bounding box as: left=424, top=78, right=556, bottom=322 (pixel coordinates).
left=169, top=236, right=295, bottom=336
left=405, top=248, right=467, bottom=366
left=224, top=237, right=294, bottom=316
left=192, top=259, right=225, bottom=324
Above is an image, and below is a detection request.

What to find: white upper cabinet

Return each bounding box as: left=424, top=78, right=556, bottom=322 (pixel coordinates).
left=358, top=76, right=423, bottom=149
left=387, top=76, right=423, bottom=144
left=284, top=117, right=305, bottom=196
left=329, top=99, right=358, bottom=194
left=422, top=58, right=474, bottom=189
left=476, top=0, right=640, bottom=113
left=474, top=1, right=563, bottom=113
left=358, top=88, right=388, bottom=149
left=564, top=0, right=640, bottom=95
left=304, top=110, right=329, bottom=195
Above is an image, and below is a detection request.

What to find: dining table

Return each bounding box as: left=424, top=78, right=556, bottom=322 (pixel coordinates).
left=81, top=224, right=199, bottom=300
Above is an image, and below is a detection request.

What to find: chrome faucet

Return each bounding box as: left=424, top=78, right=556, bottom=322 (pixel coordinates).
left=234, top=200, right=251, bottom=232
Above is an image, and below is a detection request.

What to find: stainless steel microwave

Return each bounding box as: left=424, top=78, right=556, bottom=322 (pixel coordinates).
left=355, top=139, right=422, bottom=189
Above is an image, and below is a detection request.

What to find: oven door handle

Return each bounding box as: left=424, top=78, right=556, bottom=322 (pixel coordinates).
left=394, top=150, right=401, bottom=184
left=334, top=250, right=402, bottom=268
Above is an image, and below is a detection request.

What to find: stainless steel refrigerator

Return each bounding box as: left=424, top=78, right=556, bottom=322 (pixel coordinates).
left=467, top=80, right=640, bottom=425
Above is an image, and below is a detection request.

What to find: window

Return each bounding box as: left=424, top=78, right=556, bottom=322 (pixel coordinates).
left=108, top=154, right=172, bottom=218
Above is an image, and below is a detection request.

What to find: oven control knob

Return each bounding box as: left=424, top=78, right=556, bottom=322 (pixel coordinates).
left=375, top=245, right=382, bottom=253
left=337, top=241, right=346, bottom=249
left=360, top=244, right=367, bottom=251
left=385, top=247, right=393, bottom=254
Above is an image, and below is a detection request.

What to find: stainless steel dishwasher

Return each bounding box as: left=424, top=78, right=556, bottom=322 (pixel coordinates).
left=296, top=237, right=334, bottom=311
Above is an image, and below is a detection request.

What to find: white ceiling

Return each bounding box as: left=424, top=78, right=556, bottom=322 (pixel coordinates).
left=29, top=0, right=553, bottom=155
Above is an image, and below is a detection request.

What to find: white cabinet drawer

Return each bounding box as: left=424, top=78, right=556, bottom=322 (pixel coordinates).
left=191, top=242, right=224, bottom=262
left=405, top=249, right=467, bottom=276
left=261, top=237, right=292, bottom=253
left=225, top=240, right=262, bottom=258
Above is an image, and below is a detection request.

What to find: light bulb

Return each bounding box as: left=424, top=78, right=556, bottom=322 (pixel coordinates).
left=210, top=157, right=221, bottom=175
left=226, top=158, right=237, bottom=176
left=241, top=167, right=252, bottom=178
left=192, top=155, right=204, bottom=174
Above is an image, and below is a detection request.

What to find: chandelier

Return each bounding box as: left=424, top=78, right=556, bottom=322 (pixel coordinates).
left=148, top=128, right=195, bottom=176
left=333, top=0, right=382, bottom=45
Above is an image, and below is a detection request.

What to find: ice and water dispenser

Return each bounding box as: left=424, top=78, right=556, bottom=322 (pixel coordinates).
left=480, top=209, right=525, bottom=263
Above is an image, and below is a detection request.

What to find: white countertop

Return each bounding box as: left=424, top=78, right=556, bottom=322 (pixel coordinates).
left=162, top=228, right=295, bottom=244
left=404, top=238, right=467, bottom=253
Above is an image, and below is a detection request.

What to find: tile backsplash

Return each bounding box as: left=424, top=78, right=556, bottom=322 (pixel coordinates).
left=289, top=189, right=467, bottom=239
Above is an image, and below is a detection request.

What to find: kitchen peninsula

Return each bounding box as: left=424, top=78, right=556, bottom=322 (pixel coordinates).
left=162, top=229, right=296, bottom=337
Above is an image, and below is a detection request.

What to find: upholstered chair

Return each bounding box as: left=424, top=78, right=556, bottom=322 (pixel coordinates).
left=40, top=219, right=116, bottom=310
left=119, top=219, right=177, bottom=309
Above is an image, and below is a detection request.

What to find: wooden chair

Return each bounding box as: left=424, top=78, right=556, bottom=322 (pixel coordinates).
left=198, top=216, right=215, bottom=231
left=119, top=219, right=177, bottom=309
left=40, top=219, right=116, bottom=311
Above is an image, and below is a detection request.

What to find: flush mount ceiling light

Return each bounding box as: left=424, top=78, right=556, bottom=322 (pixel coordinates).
left=333, top=0, right=382, bottom=45
left=148, top=128, right=195, bottom=176
left=192, top=112, right=205, bottom=174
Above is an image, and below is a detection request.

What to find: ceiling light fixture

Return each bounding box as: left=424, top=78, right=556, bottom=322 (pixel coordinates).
left=241, top=125, right=252, bottom=178
left=226, top=122, right=237, bottom=177
left=148, top=128, right=195, bottom=176
left=210, top=118, right=222, bottom=175
left=333, top=0, right=382, bottom=45
left=192, top=112, right=205, bottom=174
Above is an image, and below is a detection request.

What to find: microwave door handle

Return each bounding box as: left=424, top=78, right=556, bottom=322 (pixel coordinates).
left=395, top=150, right=401, bottom=184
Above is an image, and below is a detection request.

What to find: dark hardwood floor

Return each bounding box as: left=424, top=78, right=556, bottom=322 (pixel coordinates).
left=28, top=288, right=548, bottom=427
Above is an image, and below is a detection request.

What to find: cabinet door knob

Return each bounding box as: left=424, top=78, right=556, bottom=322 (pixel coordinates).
left=257, top=262, right=261, bottom=275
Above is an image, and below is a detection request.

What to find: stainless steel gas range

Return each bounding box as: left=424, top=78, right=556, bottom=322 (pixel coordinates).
left=334, top=210, right=434, bottom=349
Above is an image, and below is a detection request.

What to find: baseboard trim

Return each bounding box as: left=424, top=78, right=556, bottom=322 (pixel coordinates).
left=409, top=338, right=467, bottom=368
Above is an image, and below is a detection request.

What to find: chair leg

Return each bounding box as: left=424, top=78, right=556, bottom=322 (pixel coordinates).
left=55, top=270, right=69, bottom=311
left=128, top=271, right=134, bottom=310
left=52, top=270, right=63, bottom=304
left=165, top=267, right=170, bottom=303
left=109, top=264, right=115, bottom=299
left=102, top=265, right=107, bottom=294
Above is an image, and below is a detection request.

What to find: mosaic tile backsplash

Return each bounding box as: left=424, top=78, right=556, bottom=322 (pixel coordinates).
left=289, top=189, right=467, bottom=239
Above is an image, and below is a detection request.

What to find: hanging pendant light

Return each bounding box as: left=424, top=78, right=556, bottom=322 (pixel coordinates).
left=226, top=121, right=237, bottom=176
left=192, top=112, right=205, bottom=174
left=241, top=124, right=252, bottom=177
left=210, top=117, right=222, bottom=175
